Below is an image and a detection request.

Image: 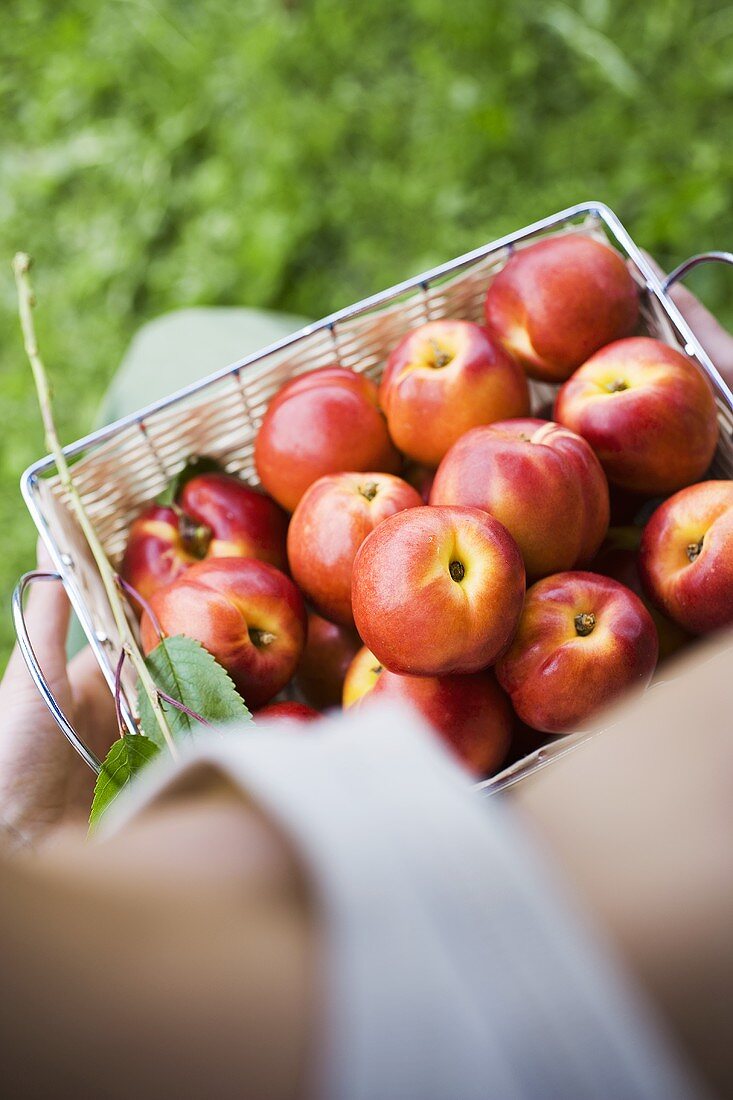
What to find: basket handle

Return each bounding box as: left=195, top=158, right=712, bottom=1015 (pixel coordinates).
left=12, top=571, right=102, bottom=774
left=662, top=251, right=733, bottom=292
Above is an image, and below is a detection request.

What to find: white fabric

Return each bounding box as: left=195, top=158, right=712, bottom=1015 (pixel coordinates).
left=101, top=701, right=703, bottom=1100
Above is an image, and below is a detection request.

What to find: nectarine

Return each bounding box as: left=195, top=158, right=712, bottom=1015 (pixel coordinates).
left=554, top=337, right=718, bottom=495
left=430, top=418, right=609, bottom=579
left=379, top=319, right=529, bottom=466
left=287, top=472, right=422, bottom=626
left=484, top=235, right=639, bottom=382
left=140, top=557, right=307, bottom=710
left=121, top=473, right=288, bottom=604
left=254, top=367, right=400, bottom=512
left=638, top=480, right=733, bottom=635
left=351, top=505, right=525, bottom=675
left=255, top=701, right=320, bottom=723
left=343, top=645, right=513, bottom=776
left=496, top=571, right=658, bottom=734
left=294, top=611, right=361, bottom=710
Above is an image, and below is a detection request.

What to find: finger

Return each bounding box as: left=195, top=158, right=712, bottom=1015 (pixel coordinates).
left=640, top=249, right=665, bottom=282
left=667, top=293, right=733, bottom=388
left=68, top=647, right=120, bottom=757
left=36, top=538, right=56, bottom=574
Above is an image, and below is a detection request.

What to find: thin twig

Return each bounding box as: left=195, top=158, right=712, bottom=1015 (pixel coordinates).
left=115, top=574, right=165, bottom=640
left=12, top=252, right=178, bottom=759
left=157, top=689, right=215, bottom=728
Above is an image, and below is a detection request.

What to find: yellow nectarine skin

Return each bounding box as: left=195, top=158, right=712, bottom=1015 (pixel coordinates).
left=484, top=235, right=639, bottom=382
left=287, top=472, right=422, bottom=627
left=638, top=481, right=733, bottom=635
left=554, top=337, right=719, bottom=495
left=342, top=645, right=385, bottom=708
left=343, top=645, right=513, bottom=776
left=495, top=571, right=658, bottom=734
left=430, top=418, right=610, bottom=579
left=351, top=505, right=526, bottom=676
left=379, top=319, right=529, bottom=466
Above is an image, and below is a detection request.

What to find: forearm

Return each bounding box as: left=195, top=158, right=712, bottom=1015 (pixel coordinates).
left=0, top=786, right=313, bottom=1099
left=515, top=632, right=733, bottom=1098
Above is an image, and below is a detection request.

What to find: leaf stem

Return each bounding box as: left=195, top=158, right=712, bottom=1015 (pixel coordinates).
left=12, top=252, right=178, bottom=760
left=113, top=648, right=126, bottom=738
left=156, top=689, right=215, bottom=728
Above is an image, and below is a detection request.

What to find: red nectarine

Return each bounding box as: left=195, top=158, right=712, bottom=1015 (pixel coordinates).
left=254, top=367, right=400, bottom=512
left=351, top=505, right=525, bottom=676
left=638, top=481, right=733, bottom=635
left=430, top=418, right=609, bottom=579
left=379, top=319, right=529, bottom=466
left=484, top=235, right=639, bottom=382
left=554, top=337, right=718, bottom=495
left=140, top=557, right=307, bottom=710
left=294, top=611, right=361, bottom=710
left=255, top=701, right=320, bottom=723
left=343, top=645, right=513, bottom=776
left=287, top=472, right=422, bottom=626
left=496, top=571, right=658, bottom=734
left=121, top=473, right=288, bottom=604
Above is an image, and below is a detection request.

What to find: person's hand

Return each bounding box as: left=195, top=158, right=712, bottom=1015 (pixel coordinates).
left=646, top=251, right=733, bottom=388
left=0, top=543, right=118, bottom=847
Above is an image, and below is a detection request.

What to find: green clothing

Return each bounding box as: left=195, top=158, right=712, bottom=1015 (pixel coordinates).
left=98, top=306, right=310, bottom=423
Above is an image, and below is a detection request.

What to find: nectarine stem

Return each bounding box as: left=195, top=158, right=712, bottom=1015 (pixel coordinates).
left=449, top=560, right=465, bottom=582
left=359, top=482, right=379, bottom=501
left=179, top=515, right=212, bottom=558
left=686, top=537, right=703, bottom=563
left=606, top=379, right=629, bottom=393
left=428, top=338, right=452, bottom=369
left=574, top=612, right=596, bottom=636
left=250, top=628, right=276, bottom=648
left=12, top=253, right=178, bottom=759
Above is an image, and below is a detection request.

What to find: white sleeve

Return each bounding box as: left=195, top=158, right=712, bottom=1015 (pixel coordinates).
left=100, top=701, right=705, bottom=1100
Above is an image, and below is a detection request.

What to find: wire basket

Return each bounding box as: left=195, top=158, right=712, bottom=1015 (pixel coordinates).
left=13, top=200, right=733, bottom=792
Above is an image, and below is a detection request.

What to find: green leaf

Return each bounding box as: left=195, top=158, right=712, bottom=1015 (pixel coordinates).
left=155, top=454, right=226, bottom=506
left=137, top=634, right=252, bottom=748
left=89, top=734, right=160, bottom=829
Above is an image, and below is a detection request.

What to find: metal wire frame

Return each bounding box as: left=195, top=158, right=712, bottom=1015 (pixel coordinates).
left=12, top=571, right=103, bottom=773
left=14, top=199, right=733, bottom=790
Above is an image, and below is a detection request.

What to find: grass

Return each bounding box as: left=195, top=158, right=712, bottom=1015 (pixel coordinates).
left=1, top=0, right=732, bottom=665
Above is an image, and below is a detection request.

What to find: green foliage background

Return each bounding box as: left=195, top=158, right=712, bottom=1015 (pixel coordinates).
left=1, top=0, right=732, bottom=663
